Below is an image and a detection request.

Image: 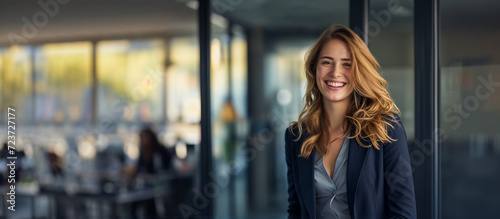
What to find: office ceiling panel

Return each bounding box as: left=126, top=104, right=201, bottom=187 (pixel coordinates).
left=0, top=0, right=198, bottom=45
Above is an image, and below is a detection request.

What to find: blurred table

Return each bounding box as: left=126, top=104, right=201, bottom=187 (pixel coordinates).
left=38, top=173, right=193, bottom=218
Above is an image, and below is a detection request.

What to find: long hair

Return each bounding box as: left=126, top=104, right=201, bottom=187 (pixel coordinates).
left=290, top=24, right=400, bottom=158
left=139, top=127, right=163, bottom=152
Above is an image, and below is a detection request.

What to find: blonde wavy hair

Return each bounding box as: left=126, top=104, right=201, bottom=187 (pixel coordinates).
left=290, top=24, right=400, bottom=158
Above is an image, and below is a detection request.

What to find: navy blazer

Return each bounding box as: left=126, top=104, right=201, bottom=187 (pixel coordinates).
left=285, top=115, right=417, bottom=219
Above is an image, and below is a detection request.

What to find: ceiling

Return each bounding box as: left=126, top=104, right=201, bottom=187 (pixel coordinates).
left=0, top=0, right=198, bottom=46
left=222, top=0, right=350, bottom=32
left=0, top=0, right=499, bottom=46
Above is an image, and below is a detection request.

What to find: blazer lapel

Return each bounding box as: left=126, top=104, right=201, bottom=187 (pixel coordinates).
left=296, top=134, right=316, bottom=219
left=346, top=129, right=370, bottom=217
left=295, top=129, right=369, bottom=218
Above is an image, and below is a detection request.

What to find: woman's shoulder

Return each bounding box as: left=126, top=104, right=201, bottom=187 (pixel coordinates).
left=384, top=113, right=406, bottom=138
left=377, top=113, right=409, bottom=154
left=284, top=123, right=307, bottom=158
left=285, top=123, right=298, bottom=135
left=284, top=122, right=307, bottom=141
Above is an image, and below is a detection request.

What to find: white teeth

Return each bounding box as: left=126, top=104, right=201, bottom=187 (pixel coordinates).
left=327, top=82, right=346, bottom=87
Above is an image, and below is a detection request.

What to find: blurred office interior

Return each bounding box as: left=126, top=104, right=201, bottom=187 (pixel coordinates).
left=0, top=0, right=499, bottom=218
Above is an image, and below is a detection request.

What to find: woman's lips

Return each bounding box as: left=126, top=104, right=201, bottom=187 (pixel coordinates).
left=325, top=81, right=346, bottom=91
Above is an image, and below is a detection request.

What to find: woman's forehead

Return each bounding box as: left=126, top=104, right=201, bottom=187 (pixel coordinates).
left=319, top=39, right=351, bottom=58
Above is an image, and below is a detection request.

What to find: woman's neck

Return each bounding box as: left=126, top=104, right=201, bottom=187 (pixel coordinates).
left=322, top=98, right=350, bottom=133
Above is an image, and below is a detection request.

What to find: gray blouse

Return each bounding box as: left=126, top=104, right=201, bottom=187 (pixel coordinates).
left=314, top=136, right=351, bottom=219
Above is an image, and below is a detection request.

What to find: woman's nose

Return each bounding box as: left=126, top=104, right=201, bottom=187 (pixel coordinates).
left=332, top=64, right=342, bottom=77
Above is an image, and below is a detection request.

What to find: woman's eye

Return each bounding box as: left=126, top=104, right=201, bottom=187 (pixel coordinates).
left=321, top=61, right=331, bottom=65
left=343, top=63, right=352, bottom=67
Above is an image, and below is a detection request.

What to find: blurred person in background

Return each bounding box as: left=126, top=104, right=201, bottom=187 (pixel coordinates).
left=127, top=127, right=173, bottom=218
left=285, top=25, right=416, bottom=219
left=47, top=148, right=63, bottom=178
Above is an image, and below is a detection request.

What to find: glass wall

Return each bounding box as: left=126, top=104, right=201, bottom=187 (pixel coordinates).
left=0, top=46, right=33, bottom=124
left=211, top=0, right=348, bottom=217
left=440, top=0, right=500, bottom=218
left=35, top=42, right=92, bottom=124
left=166, top=36, right=200, bottom=124
left=210, top=15, right=250, bottom=217
left=0, top=1, right=199, bottom=218
left=369, top=0, right=414, bottom=140
left=97, top=39, right=165, bottom=124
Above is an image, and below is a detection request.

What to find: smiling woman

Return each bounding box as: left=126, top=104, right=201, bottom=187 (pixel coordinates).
left=285, top=25, right=417, bottom=219
left=295, top=25, right=401, bottom=157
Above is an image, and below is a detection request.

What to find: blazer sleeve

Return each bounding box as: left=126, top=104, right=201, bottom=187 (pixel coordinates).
left=285, top=128, right=301, bottom=218
left=383, top=117, right=418, bottom=219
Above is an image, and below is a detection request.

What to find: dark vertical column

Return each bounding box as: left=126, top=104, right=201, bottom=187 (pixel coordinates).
left=246, top=27, right=263, bottom=211
left=91, top=41, right=97, bottom=126
left=349, top=0, right=369, bottom=44
left=414, top=0, right=440, bottom=218
left=198, top=0, right=213, bottom=217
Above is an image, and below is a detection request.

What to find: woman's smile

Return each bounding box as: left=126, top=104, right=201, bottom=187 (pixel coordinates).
left=325, top=80, right=347, bottom=91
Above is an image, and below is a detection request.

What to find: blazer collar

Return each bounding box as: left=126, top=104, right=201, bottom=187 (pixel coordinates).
left=296, top=129, right=369, bottom=219
left=346, top=130, right=370, bottom=217
left=295, top=132, right=315, bottom=218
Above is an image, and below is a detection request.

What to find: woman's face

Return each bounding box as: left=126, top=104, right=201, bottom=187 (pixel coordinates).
left=315, top=39, right=354, bottom=104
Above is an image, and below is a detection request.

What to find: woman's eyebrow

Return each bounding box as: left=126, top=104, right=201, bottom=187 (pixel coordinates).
left=319, top=56, right=351, bottom=61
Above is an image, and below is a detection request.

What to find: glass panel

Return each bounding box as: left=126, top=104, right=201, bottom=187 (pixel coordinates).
left=0, top=1, right=199, bottom=218
left=0, top=46, right=32, bottom=124
left=34, top=42, right=92, bottom=124
left=441, top=1, right=500, bottom=218
left=210, top=17, right=251, bottom=217
left=211, top=0, right=348, bottom=217
left=97, top=39, right=165, bottom=124
left=165, top=36, right=200, bottom=126
left=369, top=0, right=414, bottom=140
left=231, top=28, right=248, bottom=119
left=162, top=35, right=200, bottom=218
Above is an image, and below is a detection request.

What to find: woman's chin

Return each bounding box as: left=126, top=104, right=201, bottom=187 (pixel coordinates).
left=322, top=96, right=350, bottom=104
